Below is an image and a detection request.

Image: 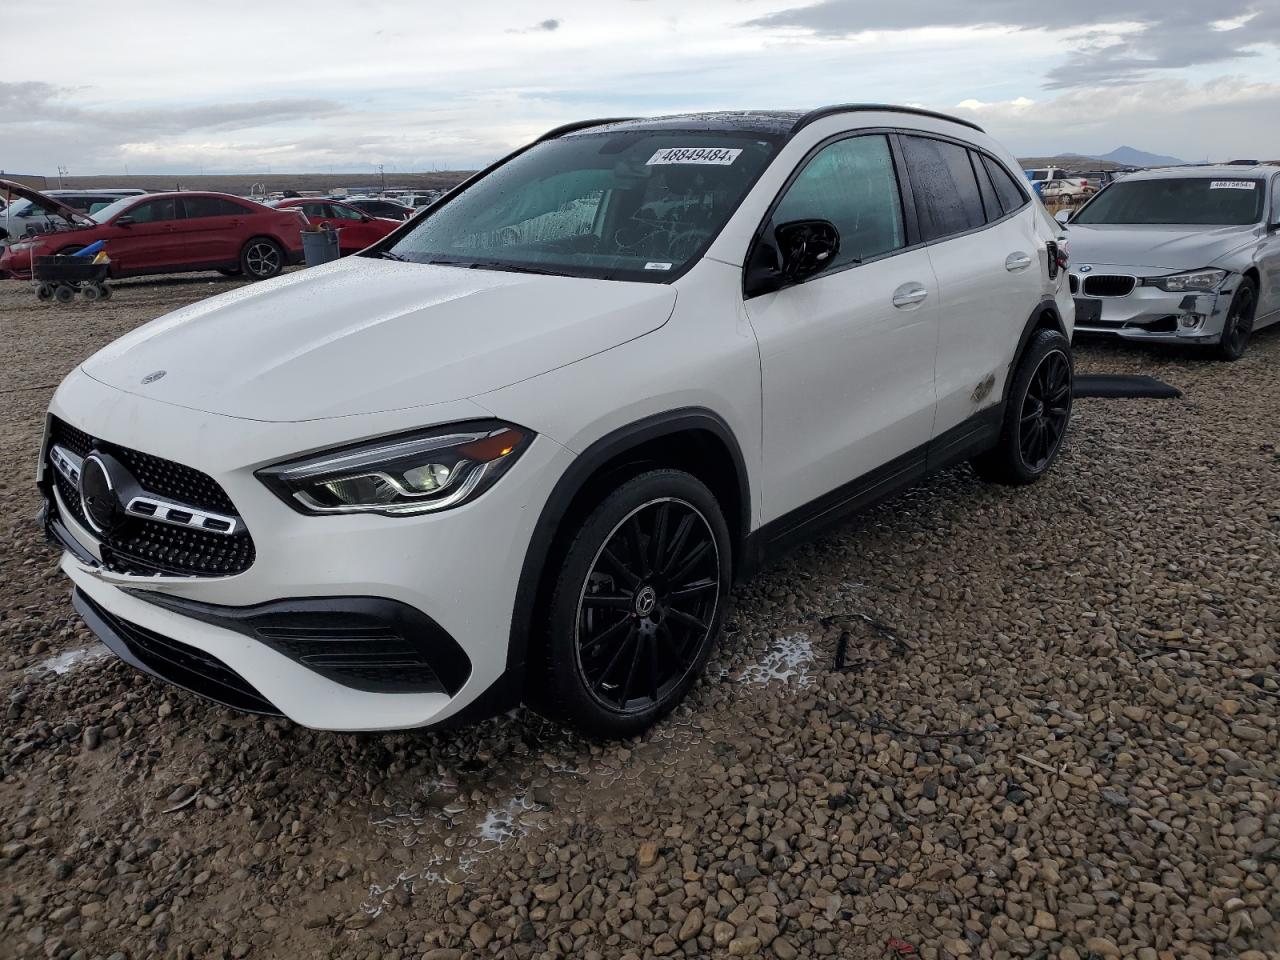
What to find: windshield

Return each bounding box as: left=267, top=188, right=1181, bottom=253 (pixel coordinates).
left=3, top=198, right=36, bottom=218
left=88, top=196, right=142, bottom=224
left=1074, top=177, right=1264, bottom=226
left=385, top=130, right=781, bottom=281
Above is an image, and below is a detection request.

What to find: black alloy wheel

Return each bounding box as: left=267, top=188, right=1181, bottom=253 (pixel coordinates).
left=531, top=469, right=731, bottom=738
left=1017, top=348, right=1072, bottom=472
left=1216, top=278, right=1256, bottom=361
left=575, top=497, right=721, bottom=715
left=972, top=327, right=1074, bottom=485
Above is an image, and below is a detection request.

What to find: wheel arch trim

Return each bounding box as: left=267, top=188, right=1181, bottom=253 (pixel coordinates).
left=1002, top=299, right=1068, bottom=406
left=499, top=408, right=751, bottom=706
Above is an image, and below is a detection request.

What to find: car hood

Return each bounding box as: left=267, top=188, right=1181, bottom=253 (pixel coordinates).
left=81, top=257, right=677, bottom=422
left=1065, top=223, right=1257, bottom=270
left=0, top=179, right=94, bottom=225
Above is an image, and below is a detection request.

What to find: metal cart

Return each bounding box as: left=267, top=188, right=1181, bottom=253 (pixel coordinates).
left=32, top=255, right=112, bottom=303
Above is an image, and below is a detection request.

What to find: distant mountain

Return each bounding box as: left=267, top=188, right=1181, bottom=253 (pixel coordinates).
left=1060, top=146, right=1186, bottom=167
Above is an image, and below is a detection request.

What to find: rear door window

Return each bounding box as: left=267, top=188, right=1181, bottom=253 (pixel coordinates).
left=900, top=135, right=985, bottom=241
left=184, top=196, right=249, bottom=218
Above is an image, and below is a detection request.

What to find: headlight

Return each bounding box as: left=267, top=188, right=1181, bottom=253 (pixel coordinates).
left=7, top=241, right=37, bottom=252
left=1143, top=268, right=1227, bottom=292
left=258, top=421, right=533, bottom=516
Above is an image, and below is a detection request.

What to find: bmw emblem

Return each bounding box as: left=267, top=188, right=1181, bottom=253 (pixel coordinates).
left=141, top=370, right=167, bottom=384
left=1078, top=265, right=1093, bottom=273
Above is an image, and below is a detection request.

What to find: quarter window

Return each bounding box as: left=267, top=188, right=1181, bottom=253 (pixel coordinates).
left=982, top=156, right=1030, bottom=216
left=900, top=135, right=985, bottom=241
left=970, top=152, right=1002, bottom=223
left=768, top=134, right=906, bottom=270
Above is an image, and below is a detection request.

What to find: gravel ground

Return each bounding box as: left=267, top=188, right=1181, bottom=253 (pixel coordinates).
left=1, top=275, right=1278, bottom=960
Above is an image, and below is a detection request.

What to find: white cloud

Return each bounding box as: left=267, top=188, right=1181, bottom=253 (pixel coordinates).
left=3, top=0, right=1280, bottom=173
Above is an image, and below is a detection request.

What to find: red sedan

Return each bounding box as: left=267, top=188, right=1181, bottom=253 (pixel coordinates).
left=0, top=189, right=305, bottom=281
left=270, top=198, right=400, bottom=254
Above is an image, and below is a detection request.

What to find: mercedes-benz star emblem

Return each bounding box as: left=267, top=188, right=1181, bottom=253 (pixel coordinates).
left=634, top=585, right=658, bottom=618
left=141, top=370, right=167, bottom=384
left=79, top=453, right=126, bottom=535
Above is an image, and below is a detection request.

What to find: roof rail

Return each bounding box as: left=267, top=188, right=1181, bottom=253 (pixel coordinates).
left=537, top=117, right=637, bottom=142
left=792, top=103, right=984, bottom=135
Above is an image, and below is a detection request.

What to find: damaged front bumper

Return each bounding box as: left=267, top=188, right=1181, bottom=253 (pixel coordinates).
left=1070, top=269, right=1235, bottom=344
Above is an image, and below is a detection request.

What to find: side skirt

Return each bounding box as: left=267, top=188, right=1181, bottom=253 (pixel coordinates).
left=741, top=405, right=1003, bottom=576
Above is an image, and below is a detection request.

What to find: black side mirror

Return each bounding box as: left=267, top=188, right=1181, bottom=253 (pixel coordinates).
left=360, top=215, right=373, bottom=223
left=775, top=219, right=840, bottom=283
left=115, top=216, right=135, bottom=227
left=743, top=219, right=842, bottom=298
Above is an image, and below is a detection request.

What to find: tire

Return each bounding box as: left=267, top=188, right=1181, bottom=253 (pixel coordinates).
left=217, top=267, right=243, bottom=277
left=35, top=283, right=54, bottom=302
left=1214, top=277, right=1257, bottom=361
left=530, top=469, right=731, bottom=739
left=239, top=238, right=284, bottom=280
left=81, top=282, right=103, bottom=302
left=972, top=328, right=1073, bottom=485
left=53, top=284, right=76, bottom=304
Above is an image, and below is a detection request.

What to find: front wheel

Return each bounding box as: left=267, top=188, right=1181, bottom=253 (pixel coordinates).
left=240, top=238, right=284, bottom=280
left=530, top=469, right=731, bottom=739
left=972, top=328, right=1073, bottom=485
left=1214, top=278, right=1256, bottom=361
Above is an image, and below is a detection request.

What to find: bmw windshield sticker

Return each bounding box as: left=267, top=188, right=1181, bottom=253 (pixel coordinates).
left=1209, top=180, right=1256, bottom=190
left=647, top=147, right=742, bottom=166
left=644, top=261, right=673, bottom=271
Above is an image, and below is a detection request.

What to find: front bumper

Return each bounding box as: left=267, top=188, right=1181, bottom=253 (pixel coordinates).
left=42, top=368, right=572, bottom=731
left=1070, top=269, right=1235, bottom=343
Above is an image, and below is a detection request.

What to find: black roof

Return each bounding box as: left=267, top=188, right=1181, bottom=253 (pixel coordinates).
left=553, top=104, right=983, bottom=142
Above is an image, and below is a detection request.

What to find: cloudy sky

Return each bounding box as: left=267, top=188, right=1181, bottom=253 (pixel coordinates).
left=4, top=0, right=1280, bottom=175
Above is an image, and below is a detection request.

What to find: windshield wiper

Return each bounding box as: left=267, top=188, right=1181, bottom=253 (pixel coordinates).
left=373, top=250, right=410, bottom=262
left=460, top=260, right=566, bottom=277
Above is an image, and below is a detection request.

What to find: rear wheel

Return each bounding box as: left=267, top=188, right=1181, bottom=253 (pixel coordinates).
left=81, top=282, right=104, bottom=302
left=240, top=238, right=284, bottom=280
left=35, top=283, right=54, bottom=302
left=1214, top=278, right=1256, bottom=361
left=531, top=469, right=730, bottom=738
left=972, top=328, right=1073, bottom=485
left=54, top=284, right=76, bottom=304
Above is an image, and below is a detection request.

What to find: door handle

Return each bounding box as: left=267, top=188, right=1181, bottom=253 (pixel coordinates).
left=892, top=283, right=929, bottom=309
left=1005, top=252, right=1033, bottom=271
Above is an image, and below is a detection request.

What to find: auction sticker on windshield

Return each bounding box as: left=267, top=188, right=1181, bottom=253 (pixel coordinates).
left=647, top=147, right=742, bottom=166
left=1209, top=181, right=1256, bottom=190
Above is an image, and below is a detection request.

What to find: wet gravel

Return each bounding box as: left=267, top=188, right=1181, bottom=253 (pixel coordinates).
left=1, top=276, right=1278, bottom=960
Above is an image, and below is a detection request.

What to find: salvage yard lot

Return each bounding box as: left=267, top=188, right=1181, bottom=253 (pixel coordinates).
left=1, top=276, right=1278, bottom=960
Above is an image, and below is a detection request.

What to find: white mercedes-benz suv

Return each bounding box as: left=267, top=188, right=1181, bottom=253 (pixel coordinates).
left=39, top=105, right=1074, bottom=737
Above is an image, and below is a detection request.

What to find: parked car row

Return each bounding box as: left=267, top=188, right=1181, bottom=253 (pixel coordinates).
left=0, top=184, right=310, bottom=281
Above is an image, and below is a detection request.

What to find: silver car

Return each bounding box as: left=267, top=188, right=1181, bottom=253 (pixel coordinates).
left=1061, top=165, right=1280, bottom=359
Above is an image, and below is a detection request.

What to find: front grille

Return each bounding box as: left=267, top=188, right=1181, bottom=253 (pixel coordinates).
left=75, top=590, right=280, bottom=715
left=1082, top=274, right=1135, bottom=298
left=1068, top=275, right=1079, bottom=294
left=47, top=416, right=255, bottom=578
